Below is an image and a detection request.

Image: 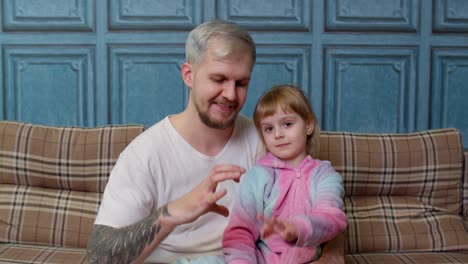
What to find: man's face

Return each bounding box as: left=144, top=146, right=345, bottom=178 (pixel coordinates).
left=187, top=40, right=253, bottom=129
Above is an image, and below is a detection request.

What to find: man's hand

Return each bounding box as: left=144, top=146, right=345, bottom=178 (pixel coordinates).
left=258, top=215, right=299, bottom=243
left=166, top=164, right=245, bottom=226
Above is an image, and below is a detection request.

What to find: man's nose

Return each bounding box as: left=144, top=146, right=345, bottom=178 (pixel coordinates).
left=222, top=82, right=237, bottom=101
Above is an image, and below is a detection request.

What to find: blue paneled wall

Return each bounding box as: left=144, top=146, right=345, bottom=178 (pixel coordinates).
left=1, top=0, right=467, bottom=147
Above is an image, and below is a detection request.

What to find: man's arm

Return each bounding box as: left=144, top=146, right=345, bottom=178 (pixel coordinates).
left=86, top=164, right=245, bottom=264
left=87, top=204, right=174, bottom=264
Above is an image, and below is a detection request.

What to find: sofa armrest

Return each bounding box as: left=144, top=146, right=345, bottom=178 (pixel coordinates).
left=313, top=232, right=345, bottom=264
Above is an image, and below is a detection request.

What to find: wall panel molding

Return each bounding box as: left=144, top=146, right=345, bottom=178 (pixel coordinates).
left=2, top=0, right=94, bottom=31
left=433, top=0, right=468, bottom=32
left=241, top=45, right=311, bottom=118
left=216, top=0, right=311, bottom=31
left=0, top=1, right=467, bottom=146
left=431, top=48, right=468, bottom=146
left=3, top=46, right=95, bottom=126
left=326, top=0, right=419, bottom=32
left=324, top=46, right=417, bottom=132
left=109, top=0, right=201, bottom=30
left=0, top=44, right=3, bottom=119
left=109, top=45, right=186, bottom=125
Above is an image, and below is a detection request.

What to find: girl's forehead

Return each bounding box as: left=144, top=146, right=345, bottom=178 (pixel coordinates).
left=261, top=101, right=289, bottom=112
left=272, top=105, right=294, bottom=115
left=262, top=108, right=298, bottom=120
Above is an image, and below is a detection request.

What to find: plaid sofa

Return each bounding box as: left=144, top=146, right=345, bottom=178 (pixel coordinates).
left=1, top=121, right=467, bottom=264
left=318, top=128, right=468, bottom=263
left=0, top=121, right=144, bottom=264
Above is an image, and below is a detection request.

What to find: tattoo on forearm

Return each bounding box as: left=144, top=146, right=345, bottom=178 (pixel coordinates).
left=87, top=204, right=171, bottom=264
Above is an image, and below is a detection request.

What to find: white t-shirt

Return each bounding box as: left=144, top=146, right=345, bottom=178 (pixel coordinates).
left=95, top=115, right=260, bottom=263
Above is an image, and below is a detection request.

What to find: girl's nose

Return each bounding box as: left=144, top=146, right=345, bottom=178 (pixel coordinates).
left=274, top=129, right=284, bottom=139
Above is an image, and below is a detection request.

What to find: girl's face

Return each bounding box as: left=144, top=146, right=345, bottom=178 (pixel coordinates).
left=259, top=107, right=314, bottom=167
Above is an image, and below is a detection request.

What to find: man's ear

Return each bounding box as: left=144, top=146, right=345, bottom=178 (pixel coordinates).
left=181, top=62, right=193, bottom=88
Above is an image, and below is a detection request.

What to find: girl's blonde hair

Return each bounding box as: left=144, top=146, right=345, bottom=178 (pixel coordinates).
left=253, top=85, right=321, bottom=157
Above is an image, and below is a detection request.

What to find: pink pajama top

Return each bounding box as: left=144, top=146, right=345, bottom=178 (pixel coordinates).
left=222, top=153, right=347, bottom=264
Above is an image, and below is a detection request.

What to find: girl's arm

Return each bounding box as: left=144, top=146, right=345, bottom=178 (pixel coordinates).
left=293, top=162, right=348, bottom=248
left=222, top=167, right=268, bottom=264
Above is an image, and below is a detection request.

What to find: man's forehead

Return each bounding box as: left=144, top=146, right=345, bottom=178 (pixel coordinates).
left=207, top=36, right=252, bottom=60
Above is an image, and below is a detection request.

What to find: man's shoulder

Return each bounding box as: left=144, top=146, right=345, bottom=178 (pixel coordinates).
left=126, top=117, right=172, bottom=150
left=235, top=115, right=257, bottom=136
left=236, top=114, right=254, bottom=126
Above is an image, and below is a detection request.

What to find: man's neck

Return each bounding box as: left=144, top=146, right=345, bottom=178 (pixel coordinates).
left=169, top=111, right=235, bottom=157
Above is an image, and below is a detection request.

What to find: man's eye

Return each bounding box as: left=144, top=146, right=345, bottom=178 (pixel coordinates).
left=236, top=82, right=248, bottom=88
left=212, top=78, right=223, bottom=83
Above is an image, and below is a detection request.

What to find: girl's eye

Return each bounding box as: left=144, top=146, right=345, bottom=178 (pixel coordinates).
left=264, top=126, right=273, bottom=133
left=283, top=122, right=293, bottom=128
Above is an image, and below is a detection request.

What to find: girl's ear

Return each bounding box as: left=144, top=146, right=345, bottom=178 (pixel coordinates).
left=181, top=62, right=193, bottom=88
left=307, top=119, right=315, bottom=135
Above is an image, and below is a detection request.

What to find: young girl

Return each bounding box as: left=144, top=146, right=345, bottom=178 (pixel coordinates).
left=222, top=85, right=347, bottom=264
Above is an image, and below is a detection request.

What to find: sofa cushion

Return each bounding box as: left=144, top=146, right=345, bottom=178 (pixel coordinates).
left=0, top=184, right=100, bottom=248
left=0, top=121, right=145, bottom=192
left=346, top=252, right=468, bottom=264
left=344, top=195, right=468, bottom=252
left=0, top=243, right=86, bottom=264
left=318, top=128, right=468, bottom=253
left=0, top=121, right=145, bottom=248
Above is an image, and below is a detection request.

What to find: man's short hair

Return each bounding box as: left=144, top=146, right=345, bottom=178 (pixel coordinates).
left=185, top=20, right=256, bottom=66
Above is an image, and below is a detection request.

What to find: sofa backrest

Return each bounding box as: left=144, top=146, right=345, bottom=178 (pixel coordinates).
left=318, top=128, right=468, bottom=253
left=0, top=121, right=145, bottom=248
left=464, top=151, right=468, bottom=229
left=319, top=128, right=464, bottom=208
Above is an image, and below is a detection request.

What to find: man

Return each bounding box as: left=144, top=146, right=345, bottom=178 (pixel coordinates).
left=86, top=20, right=259, bottom=263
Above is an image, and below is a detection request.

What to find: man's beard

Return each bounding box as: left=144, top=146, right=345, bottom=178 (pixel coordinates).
left=197, top=100, right=239, bottom=129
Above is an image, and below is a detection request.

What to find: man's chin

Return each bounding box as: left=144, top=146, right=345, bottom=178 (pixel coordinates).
left=199, top=114, right=237, bottom=130
left=207, top=120, right=236, bottom=130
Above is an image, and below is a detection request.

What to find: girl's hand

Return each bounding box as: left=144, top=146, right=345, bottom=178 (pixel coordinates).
left=257, top=215, right=298, bottom=243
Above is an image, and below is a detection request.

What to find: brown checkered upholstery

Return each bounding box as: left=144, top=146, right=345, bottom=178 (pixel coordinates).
left=346, top=252, right=468, bottom=264
left=318, top=128, right=468, bottom=254
left=0, top=244, right=86, bottom=264
left=1, top=121, right=467, bottom=263
left=0, top=121, right=143, bottom=192
left=464, top=151, right=468, bottom=230
left=0, top=121, right=144, bottom=262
